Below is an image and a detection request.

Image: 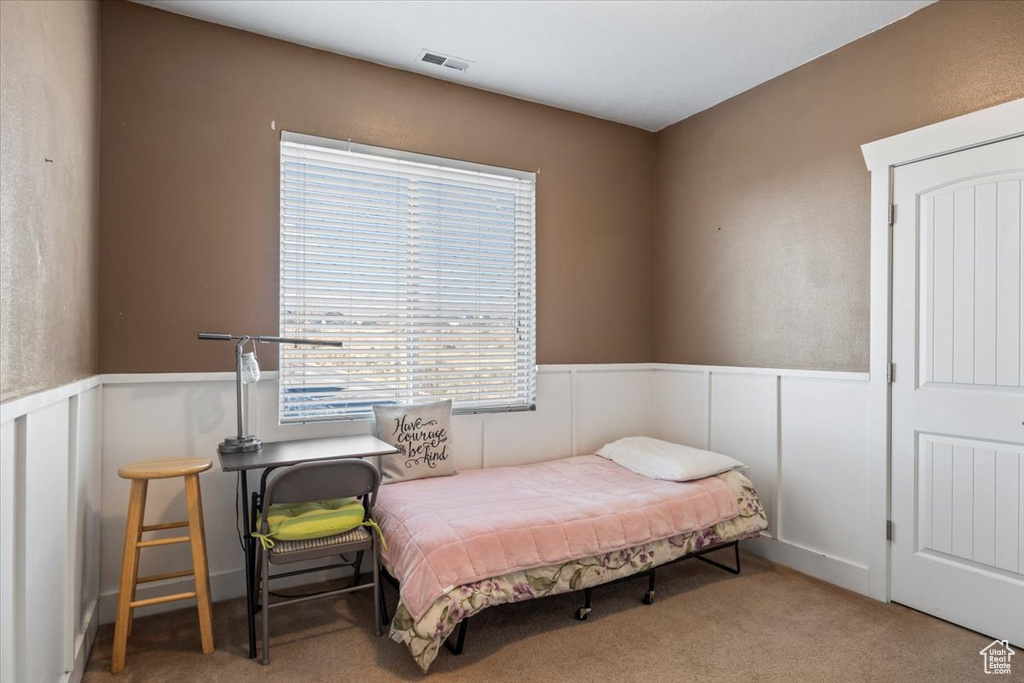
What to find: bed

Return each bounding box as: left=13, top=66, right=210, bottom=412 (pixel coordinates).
left=374, top=454, right=768, bottom=672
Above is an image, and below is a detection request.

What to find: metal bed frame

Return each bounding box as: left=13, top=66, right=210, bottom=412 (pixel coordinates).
left=379, top=539, right=741, bottom=657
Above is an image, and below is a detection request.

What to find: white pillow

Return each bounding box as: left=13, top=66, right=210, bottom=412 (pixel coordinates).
left=596, top=436, right=744, bottom=482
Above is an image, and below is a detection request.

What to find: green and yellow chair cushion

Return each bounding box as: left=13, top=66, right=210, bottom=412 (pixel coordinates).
left=252, top=497, right=385, bottom=550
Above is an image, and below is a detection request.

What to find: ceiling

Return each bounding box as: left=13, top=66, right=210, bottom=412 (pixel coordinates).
left=136, top=0, right=933, bottom=131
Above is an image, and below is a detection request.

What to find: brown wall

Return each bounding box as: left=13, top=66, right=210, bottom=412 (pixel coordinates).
left=0, top=0, right=100, bottom=401
left=654, top=0, right=1024, bottom=371
left=98, top=1, right=656, bottom=373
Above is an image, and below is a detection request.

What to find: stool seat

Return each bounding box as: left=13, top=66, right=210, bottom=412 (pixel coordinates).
left=118, top=457, right=212, bottom=480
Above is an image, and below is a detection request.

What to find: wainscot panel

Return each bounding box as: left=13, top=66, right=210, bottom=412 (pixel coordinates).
left=0, top=378, right=103, bottom=683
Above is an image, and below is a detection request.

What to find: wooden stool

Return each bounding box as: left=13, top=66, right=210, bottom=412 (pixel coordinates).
left=111, top=458, right=215, bottom=674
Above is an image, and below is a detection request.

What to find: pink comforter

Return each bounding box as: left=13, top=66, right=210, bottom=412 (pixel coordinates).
left=375, top=455, right=740, bottom=621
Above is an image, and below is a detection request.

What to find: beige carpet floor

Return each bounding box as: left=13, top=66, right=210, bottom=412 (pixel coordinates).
left=84, top=550, right=1002, bottom=682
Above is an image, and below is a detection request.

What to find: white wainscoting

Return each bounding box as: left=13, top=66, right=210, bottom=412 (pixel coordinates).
left=0, top=362, right=874, bottom=680
left=0, top=362, right=874, bottom=678
left=648, top=365, right=872, bottom=595
left=0, top=377, right=103, bottom=683
left=96, top=362, right=872, bottom=626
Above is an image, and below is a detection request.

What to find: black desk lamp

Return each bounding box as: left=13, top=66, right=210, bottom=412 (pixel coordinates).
left=197, top=332, right=344, bottom=454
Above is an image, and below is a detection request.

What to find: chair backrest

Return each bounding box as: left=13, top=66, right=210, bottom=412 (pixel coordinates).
left=264, top=459, right=381, bottom=512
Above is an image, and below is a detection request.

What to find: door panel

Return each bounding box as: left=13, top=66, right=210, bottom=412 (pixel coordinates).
left=892, top=136, right=1024, bottom=647
left=916, top=434, right=1022, bottom=573
left=920, top=175, right=1023, bottom=388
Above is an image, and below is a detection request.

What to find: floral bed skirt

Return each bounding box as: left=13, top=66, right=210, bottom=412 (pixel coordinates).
left=386, top=469, right=768, bottom=672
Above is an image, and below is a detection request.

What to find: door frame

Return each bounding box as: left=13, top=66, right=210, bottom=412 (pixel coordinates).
left=860, top=98, right=1024, bottom=602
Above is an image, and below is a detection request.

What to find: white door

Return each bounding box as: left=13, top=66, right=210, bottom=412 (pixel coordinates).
left=891, top=135, right=1024, bottom=646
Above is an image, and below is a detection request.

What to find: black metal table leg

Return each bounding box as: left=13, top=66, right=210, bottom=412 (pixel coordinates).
left=241, top=471, right=257, bottom=659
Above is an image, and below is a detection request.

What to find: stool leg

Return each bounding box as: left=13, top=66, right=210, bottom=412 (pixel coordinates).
left=127, top=481, right=148, bottom=637
left=112, top=479, right=147, bottom=674
left=185, top=473, right=215, bottom=654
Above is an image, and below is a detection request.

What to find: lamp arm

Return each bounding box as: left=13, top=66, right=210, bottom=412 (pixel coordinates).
left=198, top=332, right=344, bottom=347
left=197, top=331, right=343, bottom=454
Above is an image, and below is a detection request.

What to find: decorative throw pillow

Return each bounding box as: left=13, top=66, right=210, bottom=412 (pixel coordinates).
left=373, top=400, right=457, bottom=483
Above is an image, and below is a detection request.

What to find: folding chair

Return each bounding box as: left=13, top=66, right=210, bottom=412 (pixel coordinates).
left=255, top=459, right=383, bottom=665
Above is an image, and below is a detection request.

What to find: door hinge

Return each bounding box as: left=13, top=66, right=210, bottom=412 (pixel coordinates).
left=886, top=362, right=895, bottom=383
left=888, top=204, right=896, bottom=227
left=886, top=520, right=894, bottom=541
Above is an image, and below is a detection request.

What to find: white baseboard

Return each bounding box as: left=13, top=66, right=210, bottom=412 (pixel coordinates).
left=743, top=536, right=871, bottom=597
left=62, top=599, right=98, bottom=683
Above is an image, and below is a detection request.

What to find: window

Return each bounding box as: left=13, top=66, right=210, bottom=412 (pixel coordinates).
left=279, top=132, right=537, bottom=423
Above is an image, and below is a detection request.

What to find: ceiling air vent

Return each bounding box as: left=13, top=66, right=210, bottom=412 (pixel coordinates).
left=418, top=49, right=472, bottom=73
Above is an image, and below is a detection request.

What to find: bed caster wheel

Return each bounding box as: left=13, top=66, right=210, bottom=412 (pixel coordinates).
left=574, top=607, right=591, bottom=621
left=642, top=591, right=655, bottom=605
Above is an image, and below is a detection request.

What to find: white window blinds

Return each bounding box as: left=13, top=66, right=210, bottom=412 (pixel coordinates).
left=279, top=132, right=537, bottom=423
